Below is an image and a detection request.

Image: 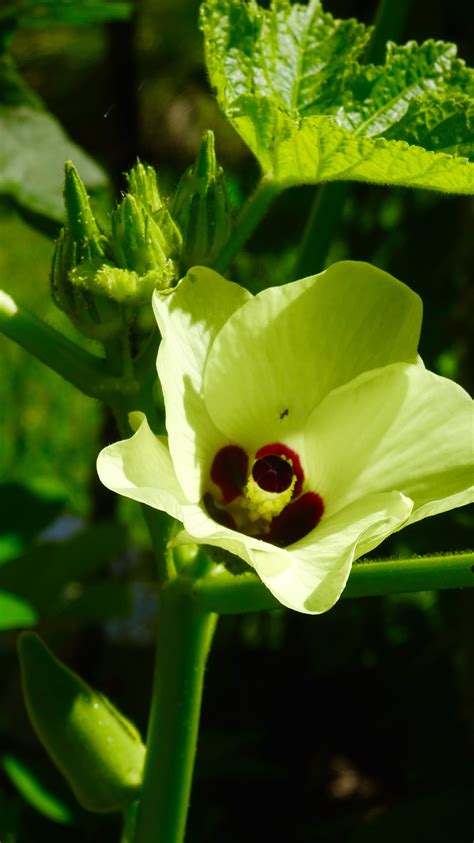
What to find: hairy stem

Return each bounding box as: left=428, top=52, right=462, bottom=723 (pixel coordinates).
left=0, top=288, right=135, bottom=400
left=192, top=552, right=474, bottom=615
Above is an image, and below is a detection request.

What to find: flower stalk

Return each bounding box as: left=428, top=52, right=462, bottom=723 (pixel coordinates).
left=192, top=552, right=474, bottom=615
left=132, top=578, right=217, bottom=843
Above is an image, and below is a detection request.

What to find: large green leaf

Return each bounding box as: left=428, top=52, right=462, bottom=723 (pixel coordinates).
left=201, top=0, right=474, bottom=194
left=0, top=52, right=107, bottom=220
left=229, top=96, right=474, bottom=193
left=0, top=105, right=106, bottom=220
left=201, top=0, right=371, bottom=114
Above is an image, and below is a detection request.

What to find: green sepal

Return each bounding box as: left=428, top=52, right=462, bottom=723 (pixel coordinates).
left=105, top=193, right=182, bottom=300
left=50, top=227, right=121, bottom=340
left=71, top=262, right=175, bottom=304
left=18, top=633, right=145, bottom=814
left=126, top=161, right=163, bottom=215
left=172, top=130, right=231, bottom=268
left=63, top=161, right=106, bottom=259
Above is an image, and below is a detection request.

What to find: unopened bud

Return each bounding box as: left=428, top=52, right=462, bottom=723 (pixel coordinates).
left=19, top=633, right=145, bottom=814
left=126, top=161, right=162, bottom=215
left=63, top=161, right=106, bottom=260
left=172, top=130, right=231, bottom=267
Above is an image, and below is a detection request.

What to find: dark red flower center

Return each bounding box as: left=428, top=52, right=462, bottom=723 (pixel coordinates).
left=252, top=454, right=293, bottom=493
left=210, top=444, right=248, bottom=504
left=207, top=441, right=324, bottom=547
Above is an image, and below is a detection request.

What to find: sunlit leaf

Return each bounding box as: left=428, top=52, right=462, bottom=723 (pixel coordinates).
left=201, top=0, right=474, bottom=194
left=229, top=97, right=474, bottom=193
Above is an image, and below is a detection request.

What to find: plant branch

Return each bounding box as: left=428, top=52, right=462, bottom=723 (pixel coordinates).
left=293, top=181, right=348, bottom=279
left=0, top=288, right=136, bottom=400
left=213, top=176, right=281, bottom=274
left=193, top=552, right=474, bottom=615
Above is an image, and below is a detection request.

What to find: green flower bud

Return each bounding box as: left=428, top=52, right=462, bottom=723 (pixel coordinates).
left=126, top=161, right=163, bottom=215
left=63, top=161, right=106, bottom=261
left=172, top=130, right=231, bottom=268
left=18, top=633, right=145, bottom=814
left=103, top=194, right=182, bottom=301
left=50, top=163, right=121, bottom=338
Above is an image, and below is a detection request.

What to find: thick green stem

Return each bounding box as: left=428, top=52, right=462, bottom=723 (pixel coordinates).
left=0, top=288, right=135, bottom=400
left=193, top=552, right=474, bottom=615
left=133, top=578, right=217, bottom=843
left=213, top=177, right=280, bottom=274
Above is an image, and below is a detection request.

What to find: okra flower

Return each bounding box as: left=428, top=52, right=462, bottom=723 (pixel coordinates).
left=97, top=262, right=473, bottom=614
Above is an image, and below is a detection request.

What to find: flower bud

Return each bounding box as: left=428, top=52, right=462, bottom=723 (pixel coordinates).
left=126, top=161, right=163, bottom=215
left=50, top=163, right=121, bottom=338
left=63, top=161, right=106, bottom=261
left=19, top=632, right=145, bottom=814
left=172, top=130, right=231, bottom=267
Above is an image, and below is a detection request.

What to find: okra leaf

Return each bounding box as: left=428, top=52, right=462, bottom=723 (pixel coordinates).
left=201, top=0, right=474, bottom=194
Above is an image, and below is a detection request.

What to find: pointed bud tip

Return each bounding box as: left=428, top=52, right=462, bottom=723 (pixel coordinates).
left=196, top=129, right=217, bottom=179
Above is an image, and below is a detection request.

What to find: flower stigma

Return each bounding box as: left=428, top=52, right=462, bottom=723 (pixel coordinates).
left=207, top=442, right=324, bottom=546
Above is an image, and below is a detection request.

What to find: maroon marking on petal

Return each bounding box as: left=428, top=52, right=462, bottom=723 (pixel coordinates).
left=268, top=492, right=324, bottom=547
left=211, top=445, right=249, bottom=504
left=203, top=492, right=237, bottom=530
left=255, top=443, right=304, bottom=497
left=252, top=454, right=294, bottom=493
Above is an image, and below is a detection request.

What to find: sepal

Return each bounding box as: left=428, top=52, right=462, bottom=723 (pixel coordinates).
left=172, top=130, right=231, bottom=267
left=126, top=161, right=163, bottom=215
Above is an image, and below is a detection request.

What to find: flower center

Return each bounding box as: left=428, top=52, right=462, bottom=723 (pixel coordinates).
left=207, top=442, right=324, bottom=547
left=252, top=454, right=293, bottom=493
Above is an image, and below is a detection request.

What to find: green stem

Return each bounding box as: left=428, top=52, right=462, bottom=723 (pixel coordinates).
left=213, top=176, right=280, bottom=274
left=0, top=288, right=136, bottom=400
left=293, top=182, right=348, bottom=279
left=193, top=552, right=474, bottom=614
left=365, top=0, right=413, bottom=64
left=133, top=578, right=217, bottom=843
left=121, top=801, right=138, bottom=843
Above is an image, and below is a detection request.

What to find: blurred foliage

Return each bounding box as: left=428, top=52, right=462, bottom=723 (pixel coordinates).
left=0, top=0, right=472, bottom=840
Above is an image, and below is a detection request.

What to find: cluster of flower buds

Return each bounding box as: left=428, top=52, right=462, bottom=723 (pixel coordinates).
left=51, top=138, right=231, bottom=334
left=172, top=130, right=231, bottom=269
left=50, top=161, right=183, bottom=332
